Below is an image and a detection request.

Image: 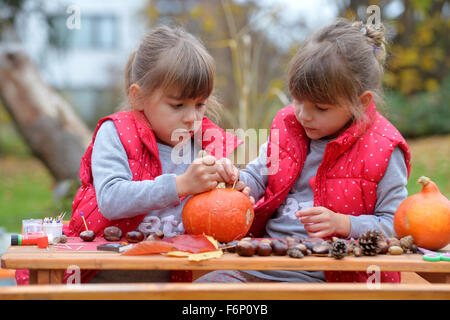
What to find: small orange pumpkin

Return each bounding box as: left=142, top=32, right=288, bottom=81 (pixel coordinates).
left=394, top=176, right=450, bottom=250
left=182, top=187, right=254, bottom=243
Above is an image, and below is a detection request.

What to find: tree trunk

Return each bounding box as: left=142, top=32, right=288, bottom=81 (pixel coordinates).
left=0, top=49, right=92, bottom=181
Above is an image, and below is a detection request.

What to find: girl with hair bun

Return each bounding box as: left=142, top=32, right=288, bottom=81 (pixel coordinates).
left=196, top=19, right=411, bottom=284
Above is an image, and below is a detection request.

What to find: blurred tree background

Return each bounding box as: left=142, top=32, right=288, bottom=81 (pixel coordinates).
left=338, top=0, right=450, bottom=137
left=145, top=0, right=295, bottom=131
left=0, top=0, right=449, bottom=233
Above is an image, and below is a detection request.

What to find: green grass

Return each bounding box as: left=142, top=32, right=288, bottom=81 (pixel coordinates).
left=0, top=157, right=55, bottom=233
left=406, top=135, right=450, bottom=198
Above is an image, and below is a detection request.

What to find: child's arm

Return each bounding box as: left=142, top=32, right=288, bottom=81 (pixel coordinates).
left=297, top=147, right=408, bottom=239
left=91, top=121, right=184, bottom=220
left=237, top=141, right=269, bottom=202
left=174, top=152, right=221, bottom=197
left=207, top=141, right=268, bottom=202
left=346, top=147, right=408, bottom=238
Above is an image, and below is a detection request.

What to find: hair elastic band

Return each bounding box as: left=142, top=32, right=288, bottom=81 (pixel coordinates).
left=370, top=42, right=381, bottom=54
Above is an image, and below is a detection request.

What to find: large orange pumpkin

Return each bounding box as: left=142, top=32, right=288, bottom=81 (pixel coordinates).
left=182, top=187, right=254, bottom=243
left=394, top=176, right=450, bottom=250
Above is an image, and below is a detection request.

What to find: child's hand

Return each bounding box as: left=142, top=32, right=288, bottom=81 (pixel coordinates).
left=227, top=180, right=255, bottom=205
left=216, top=157, right=255, bottom=204
left=175, top=152, right=220, bottom=197
left=215, top=157, right=239, bottom=184
left=295, top=207, right=350, bottom=239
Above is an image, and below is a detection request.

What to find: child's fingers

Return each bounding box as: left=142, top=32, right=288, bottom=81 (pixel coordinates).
left=216, top=165, right=233, bottom=184
left=233, top=180, right=246, bottom=191
left=295, top=207, right=326, bottom=218
left=299, top=213, right=324, bottom=225
left=241, top=186, right=250, bottom=196
left=243, top=187, right=255, bottom=205
left=207, top=171, right=221, bottom=182
left=202, top=155, right=216, bottom=166
left=295, top=208, right=320, bottom=218
left=204, top=180, right=218, bottom=190
left=196, top=150, right=216, bottom=166
left=217, top=158, right=238, bottom=181
left=304, top=222, right=327, bottom=233
left=197, top=150, right=208, bottom=158
left=306, top=230, right=330, bottom=239
left=216, top=160, right=236, bottom=184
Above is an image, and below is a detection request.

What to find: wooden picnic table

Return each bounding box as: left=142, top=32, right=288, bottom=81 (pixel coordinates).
left=2, top=243, right=449, bottom=285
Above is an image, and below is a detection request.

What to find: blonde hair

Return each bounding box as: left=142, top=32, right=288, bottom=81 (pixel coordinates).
left=288, top=18, right=387, bottom=122
left=124, top=25, right=221, bottom=121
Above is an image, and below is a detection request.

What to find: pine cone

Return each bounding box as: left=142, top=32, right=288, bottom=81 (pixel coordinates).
left=359, top=230, right=383, bottom=256
left=329, top=238, right=348, bottom=259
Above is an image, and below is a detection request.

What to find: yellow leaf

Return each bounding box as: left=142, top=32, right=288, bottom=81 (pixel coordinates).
left=416, top=26, right=433, bottom=46
left=204, top=234, right=219, bottom=249
left=189, top=5, right=202, bottom=18
left=203, top=16, right=217, bottom=32
left=167, top=251, right=191, bottom=257
left=188, top=250, right=223, bottom=262
left=403, top=48, right=419, bottom=66
left=420, top=56, right=436, bottom=72
left=425, top=78, right=439, bottom=92
left=145, top=5, right=160, bottom=20
left=383, top=71, right=397, bottom=87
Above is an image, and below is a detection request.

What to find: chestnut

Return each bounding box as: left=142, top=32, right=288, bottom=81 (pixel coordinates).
left=271, top=239, right=288, bottom=256
left=294, top=243, right=308, bottom=255
left=80, top=230, right=95, bottom=242
left=103, top=226, right=122, bottom=241
left=288, top=248, right=304, bottom=259
left=257, top=242, right=272, bottom=256
left=387, top=237, right=401, bottom=247
left=126, top=231, right=144, bottom=243
left=147, top=231, right=164, bottom=241
left=377, top=240, right=389, bottom=254
left=285, top=235, right=300, bottom=247
left=352, top=246, right=362, bottom=257
left=236, top=241, right=256, bottom=257
left=312, top=244, right=330, bottom=255
left=225, top=240, right=238, bottom=253
left=303, top=238, right=323, bottom=251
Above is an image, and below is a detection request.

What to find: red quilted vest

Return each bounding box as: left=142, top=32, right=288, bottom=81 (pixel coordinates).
left=250, top=101, right=411, bottom=283
left=15, top=110, right=242, bottom=285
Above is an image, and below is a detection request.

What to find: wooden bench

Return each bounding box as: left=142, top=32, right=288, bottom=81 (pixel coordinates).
left=1, top=282, right=449, bottom=300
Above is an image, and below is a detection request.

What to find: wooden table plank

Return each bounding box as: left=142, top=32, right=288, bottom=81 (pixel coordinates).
left=1, top=283, right=449, bottom=300
left=2, top=245, right=450, bottom=273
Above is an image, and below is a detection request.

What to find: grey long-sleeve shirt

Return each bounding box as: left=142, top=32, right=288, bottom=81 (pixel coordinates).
left=91, top=120, right=201, bottom=236
left=239, top=138, right=408, bottom=282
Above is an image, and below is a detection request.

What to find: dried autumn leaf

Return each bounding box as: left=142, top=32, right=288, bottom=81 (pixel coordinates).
left=162, top=234, right=216, bottom=253
left=188, top=250, right=223, bottom=262
left=204, top=234, right=219, bottom=249
left=121, top=240, right=177, bottom=256
left=166, top=249, right=223, bottom=261
left=166, top=251, right=191, bottom=257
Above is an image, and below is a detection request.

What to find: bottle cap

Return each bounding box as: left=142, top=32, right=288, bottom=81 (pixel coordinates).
left=11, top=234, right=22, bottom=246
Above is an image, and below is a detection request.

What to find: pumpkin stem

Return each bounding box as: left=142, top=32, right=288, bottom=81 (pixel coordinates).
left=417, top=176, right=431, bottom=187
left=217, top=182, right=226, bottom=189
